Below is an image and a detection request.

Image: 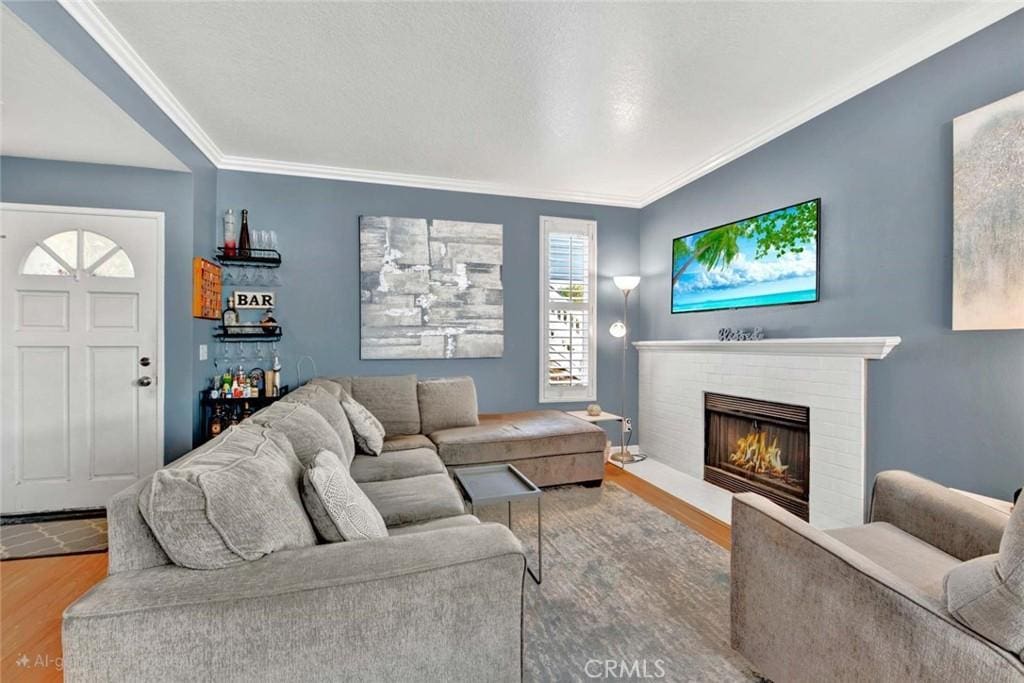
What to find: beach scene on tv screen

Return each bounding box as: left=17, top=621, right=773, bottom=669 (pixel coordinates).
left=671, top=200, right=818, bottom=313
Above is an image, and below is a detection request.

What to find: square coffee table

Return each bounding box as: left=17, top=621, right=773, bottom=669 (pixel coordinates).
left=452, top=464, right=542, bottom=584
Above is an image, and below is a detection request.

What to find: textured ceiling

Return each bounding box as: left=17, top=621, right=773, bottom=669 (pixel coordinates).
left=1, top=8, right=186, bottom=172
left=87, top=1, right=1012, bottom=204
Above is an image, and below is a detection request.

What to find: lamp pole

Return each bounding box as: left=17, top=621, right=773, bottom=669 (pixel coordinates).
left=611, top=280, right=645, bottom=465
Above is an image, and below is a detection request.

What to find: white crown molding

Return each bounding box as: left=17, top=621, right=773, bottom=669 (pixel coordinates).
left=57, top=0, right=226, bottom=166
left=216, top=154, right=642, bottom=207
left=633, top=337, right=902, bottom=360
left=636, top=2, right=1024, bottom=207
left=59, top=0, right=1019, bottom=208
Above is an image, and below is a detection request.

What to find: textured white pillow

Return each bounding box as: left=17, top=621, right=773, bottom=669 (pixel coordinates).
left=301, top=450, right=388, bottom=542
left=340, top=391, right=385, bottom=456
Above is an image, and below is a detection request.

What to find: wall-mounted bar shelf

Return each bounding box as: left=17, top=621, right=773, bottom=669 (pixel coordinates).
left=215, top=247, right=282, bottom=267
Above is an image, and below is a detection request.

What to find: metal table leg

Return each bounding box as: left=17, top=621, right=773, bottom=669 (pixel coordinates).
left=521, top=496, right=542, bottom=585
left=532, top=497, right=543, bottom=584
left=476, top=498, right=542, bottom=584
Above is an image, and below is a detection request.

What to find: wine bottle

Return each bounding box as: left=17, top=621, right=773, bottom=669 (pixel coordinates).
left=239, top=209, right=251, bottom=257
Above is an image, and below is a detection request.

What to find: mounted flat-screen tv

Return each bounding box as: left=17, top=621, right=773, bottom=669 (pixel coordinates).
left=671, top=198, right=820, bottom=314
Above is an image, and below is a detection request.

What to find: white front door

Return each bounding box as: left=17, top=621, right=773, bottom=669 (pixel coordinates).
left=1, top=204, right=164, bottom=513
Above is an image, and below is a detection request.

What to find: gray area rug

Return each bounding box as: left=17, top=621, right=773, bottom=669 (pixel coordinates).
left=476, top=481, right=757, bottom=682
left=0, top=518, right=107, bottom=560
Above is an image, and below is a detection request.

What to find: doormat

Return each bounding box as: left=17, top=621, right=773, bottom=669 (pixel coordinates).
left=0, top=517, right=107, bottom=560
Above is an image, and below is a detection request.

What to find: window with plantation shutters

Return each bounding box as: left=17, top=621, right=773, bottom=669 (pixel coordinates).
left=539, top=216, right=597, bottom=402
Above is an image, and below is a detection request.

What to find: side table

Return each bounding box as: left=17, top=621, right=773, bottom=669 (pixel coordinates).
left=565, top=410, right=646, bottom=466
left=453, top=464, right=543, bottom=584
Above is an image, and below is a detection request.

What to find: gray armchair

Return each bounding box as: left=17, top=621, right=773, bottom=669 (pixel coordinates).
left=730, top=470, right=1023, bottom=682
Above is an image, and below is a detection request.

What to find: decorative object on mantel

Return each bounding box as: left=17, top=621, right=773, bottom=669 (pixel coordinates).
left=718, top=327, right=765, bottom=341
left=192, top=257, right=222, bottom=320
left=359, top=216, right=504, bottom=359
left=609, top=276, right=646, bottom=466
left=952, top=89, right=1024, bottom=330
left=586, top=404, right=602, bottom=417
left=672, top=199, right=820, bottom=314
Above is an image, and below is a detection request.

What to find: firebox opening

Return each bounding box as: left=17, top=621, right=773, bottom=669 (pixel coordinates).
left=704, top=392, right=810, bottom=521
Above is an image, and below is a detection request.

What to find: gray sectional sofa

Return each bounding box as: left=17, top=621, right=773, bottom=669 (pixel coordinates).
left=63, top=374, right=605, bottom=681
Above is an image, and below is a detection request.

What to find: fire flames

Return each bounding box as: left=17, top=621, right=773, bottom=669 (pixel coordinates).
left=729, top=431, right=789, bottom=478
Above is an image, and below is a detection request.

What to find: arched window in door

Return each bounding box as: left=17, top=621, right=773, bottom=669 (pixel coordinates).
left=20, top=229, right=135, bottom=278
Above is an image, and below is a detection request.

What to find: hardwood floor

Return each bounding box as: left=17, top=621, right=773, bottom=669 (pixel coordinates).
left=1, top=552, right=107, bottom=682
left=604, top=462, right=732, bottom=550
left=0, top=466, right=728, bottom=681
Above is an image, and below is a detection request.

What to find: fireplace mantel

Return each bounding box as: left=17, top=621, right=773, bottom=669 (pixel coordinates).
left=634, top=336, right=901, bottom=360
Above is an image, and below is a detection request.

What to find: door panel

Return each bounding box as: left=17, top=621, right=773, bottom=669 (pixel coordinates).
left=88, top=292, right=139, bottom=331
left=17, top=346, right=70, bottom=482
left=88, top=346, right=140, bottom=479
left=17, top=290, right=70, bottom=330
left=2, top=204, right=163, bottom=513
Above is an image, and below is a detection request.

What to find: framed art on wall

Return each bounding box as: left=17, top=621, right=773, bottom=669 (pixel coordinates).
left=952, top=89, right=1024, bottom=330
left=359, top=216, right=504, bottom=358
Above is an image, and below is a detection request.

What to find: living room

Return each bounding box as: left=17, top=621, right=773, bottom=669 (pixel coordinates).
left=1, top=2, right=1022, bottom=681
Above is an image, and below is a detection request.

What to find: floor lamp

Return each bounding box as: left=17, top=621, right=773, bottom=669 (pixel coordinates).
left=609, top=275, right=646, bottom=465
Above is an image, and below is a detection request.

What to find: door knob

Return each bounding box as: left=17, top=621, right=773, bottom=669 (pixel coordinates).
left=140, top=357, right=151, bottom=367
left=138, top=376, right=153, bottom=387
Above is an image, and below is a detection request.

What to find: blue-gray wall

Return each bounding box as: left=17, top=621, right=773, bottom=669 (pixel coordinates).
left=6, top=0, right=220, bottom=454
left=216, top=171, right=640, bottom=437
left=638, top=11, right=1024, bottom=499
left=0, top=156, right=196, bottom=460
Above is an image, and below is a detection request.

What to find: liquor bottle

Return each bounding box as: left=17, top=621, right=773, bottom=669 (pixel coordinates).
left=223, top=209, right=237, bottom=256
left=222, top=293, right=239, bottom=328
left=271, top=352, right=282, bottom=396
left=231, top=372, right=241, bottom=399
left=239, top=209, right=251, bottom=257
left=241, top=402, right=253, bottom=419
left=229, top=407, right=240, bottom=427
left=222, top=372, right=232, bottom=396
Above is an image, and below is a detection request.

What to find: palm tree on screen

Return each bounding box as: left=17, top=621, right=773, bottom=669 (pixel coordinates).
left=672, top=201, right=817, bottom=287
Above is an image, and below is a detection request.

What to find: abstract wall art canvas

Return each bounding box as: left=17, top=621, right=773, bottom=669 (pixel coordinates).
left=359, top=216, right=503, bottom=358
left=953, top=89, right=1024, bottom=330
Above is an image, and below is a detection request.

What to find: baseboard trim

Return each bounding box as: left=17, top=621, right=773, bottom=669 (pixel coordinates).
left=1, top=508, right=106, bottom=526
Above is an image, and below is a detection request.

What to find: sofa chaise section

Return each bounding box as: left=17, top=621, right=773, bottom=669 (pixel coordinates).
left=430, top=410, right=607, bottom=486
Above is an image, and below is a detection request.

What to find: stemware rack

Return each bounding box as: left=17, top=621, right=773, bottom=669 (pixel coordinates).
left=214, top=325, right=282, bottom=341
left=215, top=247, right=282, bottom=267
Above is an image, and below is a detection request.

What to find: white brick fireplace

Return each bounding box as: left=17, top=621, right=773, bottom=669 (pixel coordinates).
left=635, top=337, right=901, bottom=529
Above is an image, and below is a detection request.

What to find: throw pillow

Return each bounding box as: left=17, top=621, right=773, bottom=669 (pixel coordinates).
left=280, top=384, right=356, bottom=463
left=301, top=450, right=388, bottom=542
left=248, top=401, right=349, bottom=467
left=417, top=376, right=480, bottom=434
left=945, top=497, right=1024, bottom=659
left=340, top=390, right=385, bottom=456
left=139, top=425, right=316, bottom=569
left=308, top=377, right=344, bottom=401
left=350, top=374, right=421, bottom=436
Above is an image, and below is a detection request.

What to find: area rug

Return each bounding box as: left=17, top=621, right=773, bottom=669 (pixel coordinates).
left=0, top=517, right=107, bottom=560
left=475, top=481, right=757, bottom=682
